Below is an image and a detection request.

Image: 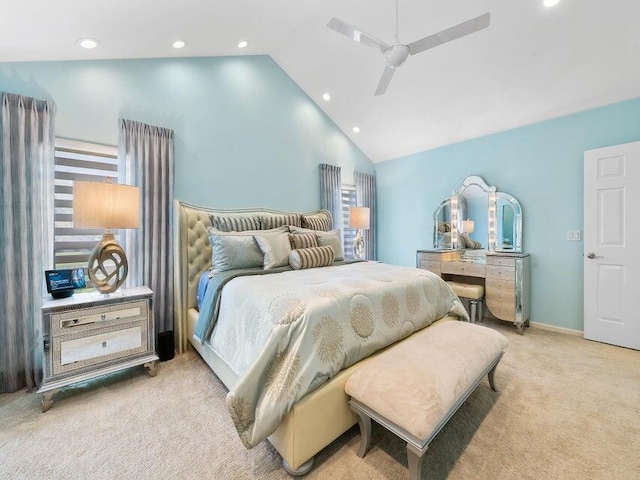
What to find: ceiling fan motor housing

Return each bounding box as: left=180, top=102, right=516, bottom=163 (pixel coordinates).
left=384, top=45, right=410, bottom=68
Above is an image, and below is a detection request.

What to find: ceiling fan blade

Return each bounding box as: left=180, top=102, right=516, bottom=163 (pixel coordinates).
left=327, top=17, right=390, bottom=54
left=374, top=67, right=395, bottom=96
left=407, top=12, right=490, bottom=56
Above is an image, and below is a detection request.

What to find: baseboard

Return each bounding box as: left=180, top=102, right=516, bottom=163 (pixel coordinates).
left=529, top=321, right=583, bottom=337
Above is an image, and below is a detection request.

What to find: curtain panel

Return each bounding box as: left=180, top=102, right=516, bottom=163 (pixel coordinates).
left=319, top=164, right=342, bottom=231
left=355, top=171, right=377, bottom=261
left=0, top=93, right=55, bottom=393
left=118, top=119, right=174, bottom=335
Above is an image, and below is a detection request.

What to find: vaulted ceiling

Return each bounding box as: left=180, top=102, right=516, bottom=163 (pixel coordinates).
left=3, top=0, right=640, bottom=162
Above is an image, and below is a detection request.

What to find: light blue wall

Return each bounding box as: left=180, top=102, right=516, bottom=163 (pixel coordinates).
left=376, top=97, right=640, bottom=330
left=0, top=56, right=373, bottom=210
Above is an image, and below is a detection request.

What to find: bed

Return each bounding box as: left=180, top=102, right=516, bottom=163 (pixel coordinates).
left=173, top=200, right=466, bottom=475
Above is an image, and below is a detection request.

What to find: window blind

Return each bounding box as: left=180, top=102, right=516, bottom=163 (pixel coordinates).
left=54, top=142, right=119, bottom=269
left=341, top=186, right=357, bottom=259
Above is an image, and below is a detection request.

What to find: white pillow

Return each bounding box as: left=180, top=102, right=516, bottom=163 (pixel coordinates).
left=254, top=233, right=292, bottom=270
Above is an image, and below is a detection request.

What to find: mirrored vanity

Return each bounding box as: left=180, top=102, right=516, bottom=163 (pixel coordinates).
left=418, top=175, right=531, bottom=334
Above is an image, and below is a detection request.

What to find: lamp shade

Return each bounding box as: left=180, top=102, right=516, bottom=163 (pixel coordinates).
left=74, top=181, right=140, bottom=229
left=463, top=219, right=475, bottom=234
left=349, top=206, right=370, bottom=230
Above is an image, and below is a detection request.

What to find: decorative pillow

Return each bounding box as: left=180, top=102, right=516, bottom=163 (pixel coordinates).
left=259, top=213, right=302, bottom=230
left=207, top=225, right=288, bottom=237
left=289, top=232, right=318, bottom=250
left=301, top=211, right=332, bottom=231
left=315, top=229, right=344, bottom=261
left=254, top=233, right=292, bottom=270
left=289, top=246, right=335, bottom=270
left=210, top=214, right=259, bottom=232
left=209, top=234, right=264, bottom=272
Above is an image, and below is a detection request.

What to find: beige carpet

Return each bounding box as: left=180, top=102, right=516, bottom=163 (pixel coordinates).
left=1, top=319, right=639, bottom=480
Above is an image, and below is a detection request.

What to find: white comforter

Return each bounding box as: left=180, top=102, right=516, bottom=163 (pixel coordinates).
left=206, top=261, right=467, bottom=448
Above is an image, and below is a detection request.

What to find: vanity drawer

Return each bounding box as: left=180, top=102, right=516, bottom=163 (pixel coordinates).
left=486, top=278, right=515, bottom=293
left=487, top=300, right=516, bottom=321
left=419, top=260, right=441, bottom=273
left=440, top=261, right=486, bottom=278
left=485, top=287, right=516, bottom=303
left=486, top=265, right=515, bottom=281
left=486, top=256, right=516, bottom=267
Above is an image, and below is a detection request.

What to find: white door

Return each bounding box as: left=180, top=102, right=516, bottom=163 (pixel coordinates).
left=584, top=142, right=640, bottom=350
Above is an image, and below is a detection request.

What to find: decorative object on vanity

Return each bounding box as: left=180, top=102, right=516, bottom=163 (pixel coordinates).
left=350, top=206, right=370, bottom=259
left=44, top=268, right=86, bottom=299
left=433, top=175, right=523, bottom=252
left=73, top=179, right=140, bottom=293
left=38, top=286, right=158, bottom=412
left=327, top=0, right=490, bottom=96
left=417, top=250, right=531, bottom=334
left=346, top=321, right=507, bottom=480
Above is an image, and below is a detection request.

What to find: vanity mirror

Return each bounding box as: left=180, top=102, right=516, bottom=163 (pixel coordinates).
left=433, top=175, right=523, bottom=252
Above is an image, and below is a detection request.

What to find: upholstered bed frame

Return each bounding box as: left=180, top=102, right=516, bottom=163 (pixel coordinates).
left=173, top=199, right=455, bottom=475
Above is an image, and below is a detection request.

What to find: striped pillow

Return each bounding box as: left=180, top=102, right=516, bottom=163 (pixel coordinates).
left=301, top=211, right=332, bottom=231
left=289, top=246, right=335, bottom=270
left=210, top=214, right=259, bottom=232
left=289, top=233, right=318, bottom=250
left=260, top=214, right=302, bottom=230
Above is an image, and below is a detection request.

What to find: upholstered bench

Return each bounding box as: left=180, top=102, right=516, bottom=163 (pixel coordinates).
left=345, top=321, right=508, bottom=480
left=446, top=281, right=484, bottom=323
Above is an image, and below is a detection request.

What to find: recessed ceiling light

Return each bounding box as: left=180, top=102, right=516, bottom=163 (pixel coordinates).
left=238, top=40, right=249, bottom=49
left=352, top=126, right=360, bottom=133
left=543, top=0, right=560, bottom=7
left=322, top=93, right=331, bottom=101
left=77, top=38, right=99, bottom=49
left=172, top=40, right=186, bottom=49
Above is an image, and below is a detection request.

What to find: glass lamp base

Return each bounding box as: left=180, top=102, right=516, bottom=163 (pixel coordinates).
left=353, top=230, right=366, bottom=260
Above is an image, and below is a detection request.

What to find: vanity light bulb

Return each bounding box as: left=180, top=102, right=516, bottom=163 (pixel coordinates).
left=238, top=40, right=249, bottom=49
left=322, top=93, right=331, bottom=101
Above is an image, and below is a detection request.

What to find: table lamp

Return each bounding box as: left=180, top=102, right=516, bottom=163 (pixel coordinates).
left=73, top=179, right=140, bottom=294
left=350, top=206, right=370, bottom=260
left=463, top=219, right=475, bottom=234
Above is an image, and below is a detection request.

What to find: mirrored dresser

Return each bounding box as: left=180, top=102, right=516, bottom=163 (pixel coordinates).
left=418, top=175, right=531, bottom=334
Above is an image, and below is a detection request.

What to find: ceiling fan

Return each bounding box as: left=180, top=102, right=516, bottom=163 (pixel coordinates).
left=327, top=1, right=491, bottom=96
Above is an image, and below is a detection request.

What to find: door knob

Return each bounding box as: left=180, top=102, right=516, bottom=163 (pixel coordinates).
left=586, top=252, right=603, bottom=259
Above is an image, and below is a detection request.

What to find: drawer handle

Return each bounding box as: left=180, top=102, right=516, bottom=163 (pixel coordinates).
left=102, top=341, right=107, bottom=348
left=101, top=314, right=106, bottom=321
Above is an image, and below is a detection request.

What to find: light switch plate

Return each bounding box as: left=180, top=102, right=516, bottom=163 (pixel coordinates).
left=567, top=230, right=581, bottom=241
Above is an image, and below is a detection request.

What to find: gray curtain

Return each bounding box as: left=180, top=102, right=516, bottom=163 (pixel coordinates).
left=118, top=119, right=174, bottom=335
left=0, top=93, right=55, bottom=393
left=355, top=171, right=377, bottom=260
left=319, top=164, right=342, bottom=230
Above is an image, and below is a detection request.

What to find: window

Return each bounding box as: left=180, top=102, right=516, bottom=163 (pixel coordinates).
left=341, top=185, right=357, bottom=259
left=54, top=139, right=119, bottom=270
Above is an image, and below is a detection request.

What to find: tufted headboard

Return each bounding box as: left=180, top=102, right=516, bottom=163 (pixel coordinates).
left=173, top=200, right=331, bottom=353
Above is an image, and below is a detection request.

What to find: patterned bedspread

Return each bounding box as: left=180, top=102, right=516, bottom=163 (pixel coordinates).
left=196, top=261, right=467, bottom=448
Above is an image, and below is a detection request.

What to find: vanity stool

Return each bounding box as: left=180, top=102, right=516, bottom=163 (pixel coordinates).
left=446, top=281, right=484, bottom=323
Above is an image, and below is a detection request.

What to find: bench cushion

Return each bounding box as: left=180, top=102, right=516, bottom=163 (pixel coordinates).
left=446, top=281, right=484, bottom=299
left=345, top=322, right=507, bottom=440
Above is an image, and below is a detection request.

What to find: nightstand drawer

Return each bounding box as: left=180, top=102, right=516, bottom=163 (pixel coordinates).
left=51, top=300, right=148, bottom=337
left=53, top=320, right=148, bottom=375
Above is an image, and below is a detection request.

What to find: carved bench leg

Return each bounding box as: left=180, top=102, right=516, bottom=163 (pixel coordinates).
left=351, top=406, right=372, bottom=458
left=407, top=443, right=426, bottom=480
left=488, top=362, right=499, bottom=392
left=470, top=300, right=477, bottom=323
